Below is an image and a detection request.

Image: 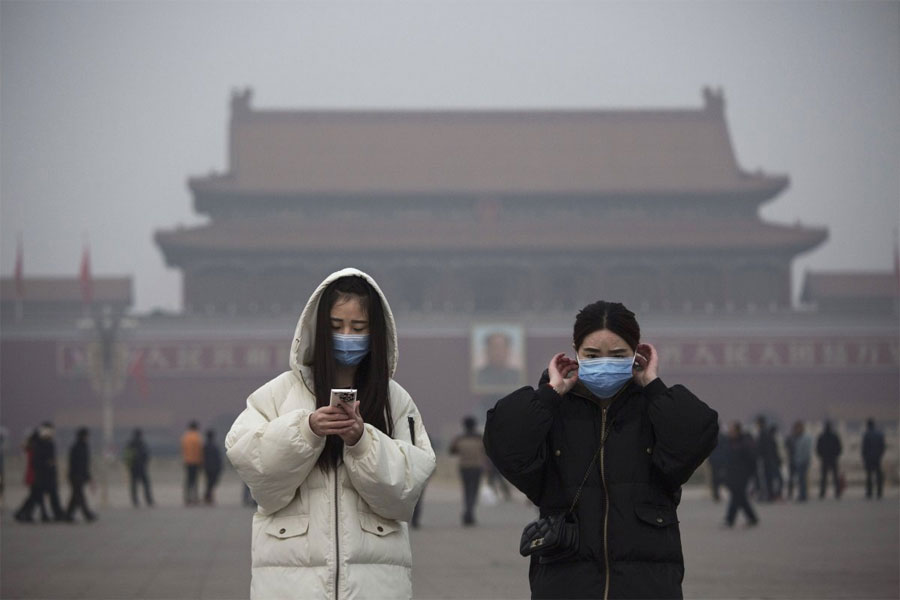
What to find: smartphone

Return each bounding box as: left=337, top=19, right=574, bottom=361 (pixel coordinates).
left=330, top=388, right=358, bottom=407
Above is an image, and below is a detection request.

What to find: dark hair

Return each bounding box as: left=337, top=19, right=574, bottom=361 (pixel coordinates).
left=573, top=300, right=640, bottom=352
left=76, top=427, right=89, bottom=440
left=463, top=416, right=477, bottom=432
left=206, top=429, right=215, bottom=440
left=188, top=421, right=198, bottom=430
left=313, top=276, right=393, bottom=470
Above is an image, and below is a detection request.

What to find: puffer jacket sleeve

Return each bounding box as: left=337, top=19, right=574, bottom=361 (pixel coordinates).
left=225, top=378, right=325, bottom=516
left=342, top=386, right=436, bottom=522
left=644, top=378, right=719, bottom=489
left=483, top=384, right=557, bottom=504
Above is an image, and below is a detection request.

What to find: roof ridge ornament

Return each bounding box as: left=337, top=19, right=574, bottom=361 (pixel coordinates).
left=702, top=86, right=725, bottom=117
left=231, top=87, right=254, bottom=118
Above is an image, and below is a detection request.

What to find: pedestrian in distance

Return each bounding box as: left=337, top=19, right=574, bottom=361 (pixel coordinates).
left=14, top=429, right=50, bottom=523
left=768, top=423, right=784, bottom=500
left=203, top=429, right=222, bottom=505
left=861, top=418, right=886, bottom=500
left=33, top=422, right=66, bottom=521
left=485, top=457, right=512, bottom=503
left=124, top=428, right=154, bottom=507
left=181, top=421, right=203, bottom=505
left=784, top=422, right=798, bottom=500
left=755, top=416, right=780, bottom=502
left=484, top=300, right=719, bottom=600
left=708, top=428, right=728, bottom=502
left=449, top=415, right=486, bottom=526
left=789, top=421, right=812, bottom=502
left=723, top=421, right=759, bottom=528
left=64, top=427, right=97, bottom=523
left=816, top=420, right=843, bottom=499
left=226, top=268, right=436, bottom=600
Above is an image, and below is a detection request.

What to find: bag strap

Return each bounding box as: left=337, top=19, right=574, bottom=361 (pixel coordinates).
left=566, top=424, right=611, bottom=514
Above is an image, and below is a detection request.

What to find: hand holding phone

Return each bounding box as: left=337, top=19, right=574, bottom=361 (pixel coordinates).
left=329, top=388, right=358, bottom=408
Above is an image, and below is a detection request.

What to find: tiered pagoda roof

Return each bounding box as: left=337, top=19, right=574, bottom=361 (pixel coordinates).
left=188, top=88, right=788, bottom=208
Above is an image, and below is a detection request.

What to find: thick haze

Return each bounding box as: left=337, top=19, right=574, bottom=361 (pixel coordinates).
left=1, top=1, right=898, bottom=313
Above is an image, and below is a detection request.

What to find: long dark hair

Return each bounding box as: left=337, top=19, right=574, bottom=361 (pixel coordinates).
left=573, top=300, right=641, bottom=352
left=313, top=275, right=393, bottom=470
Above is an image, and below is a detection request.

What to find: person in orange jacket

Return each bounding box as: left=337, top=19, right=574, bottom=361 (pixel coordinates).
left=180, top=421, right=203, bottom=505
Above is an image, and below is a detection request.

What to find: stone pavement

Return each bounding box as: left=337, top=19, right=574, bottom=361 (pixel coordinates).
left=2, top=475, right=898, bottom=599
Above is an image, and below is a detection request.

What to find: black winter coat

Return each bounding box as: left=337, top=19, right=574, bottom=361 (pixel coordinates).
left=816, top=430, right=842, bottom=464
left=724, top=434, right=757, bottom=489
left=68, top=440, right=91, bottom=485
left=484, top=376, right=718, bottom=600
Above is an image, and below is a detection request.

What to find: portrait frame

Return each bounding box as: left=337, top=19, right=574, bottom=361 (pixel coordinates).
left=470, top=323, right=527, bottom=395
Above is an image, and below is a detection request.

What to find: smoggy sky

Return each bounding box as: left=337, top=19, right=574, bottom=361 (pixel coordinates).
left=1, top=1, right=898, bottom=312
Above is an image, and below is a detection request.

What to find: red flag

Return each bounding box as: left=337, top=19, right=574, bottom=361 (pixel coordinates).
left=129, top=350, right=149, bottom=399
left=14, top=234, right=24, bottom=299
left=80, top=243, right=93, bottom=305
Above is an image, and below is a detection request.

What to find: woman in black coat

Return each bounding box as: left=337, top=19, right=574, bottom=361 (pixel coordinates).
left=484, top=301, right=718, bottom=600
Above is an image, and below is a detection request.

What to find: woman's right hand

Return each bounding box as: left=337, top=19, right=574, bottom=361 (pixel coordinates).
left=309, top=406, right=357, bottom=438
left=547, top=352, right=579, bottom=396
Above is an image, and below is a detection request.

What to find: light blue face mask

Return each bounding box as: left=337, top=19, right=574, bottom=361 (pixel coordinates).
left=577, top=356, right=635, bottom=399
left=332, top=333, right=370, bottom=366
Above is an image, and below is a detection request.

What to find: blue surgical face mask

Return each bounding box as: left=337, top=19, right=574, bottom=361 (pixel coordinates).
left=332, top=333, right=370, bottom=366
left=577, top=356, right=635, bottom=399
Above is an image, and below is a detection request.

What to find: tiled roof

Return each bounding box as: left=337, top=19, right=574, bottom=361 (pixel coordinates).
left=189, top=89, right=787, bottom=198
left=156, top=214, right=827, bottom=260
left=801, top=272, right=899, bottom=302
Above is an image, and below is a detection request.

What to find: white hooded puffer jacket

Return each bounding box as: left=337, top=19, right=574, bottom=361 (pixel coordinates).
left=225, top=268, right=436, bottom=600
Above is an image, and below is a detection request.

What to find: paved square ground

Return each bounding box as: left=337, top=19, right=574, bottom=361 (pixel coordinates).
left=2, top=475, right=897, bottom=599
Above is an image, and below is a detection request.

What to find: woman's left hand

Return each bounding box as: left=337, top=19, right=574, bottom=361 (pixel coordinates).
left=633, top=342, right=659, bottom=387
left=336, top=400, right=365, bottom=446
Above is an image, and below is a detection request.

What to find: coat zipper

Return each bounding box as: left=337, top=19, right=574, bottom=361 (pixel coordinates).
left=600, top=406, right=610, bottom=600
left=334, top=469, right=341, bottom=600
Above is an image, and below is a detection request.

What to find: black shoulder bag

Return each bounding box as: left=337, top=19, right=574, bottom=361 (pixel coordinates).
left=519, top=435, right=606, bottom=564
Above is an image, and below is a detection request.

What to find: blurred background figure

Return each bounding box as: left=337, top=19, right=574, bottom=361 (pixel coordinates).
left=35, top=422, right=66, bottom=521
left=0, top=426, right=7, bottom=504
left=816, top=420, right=843, bottom=499
left=861, top=418, right=886, bottom=500
left=754, top=415, right=780, bottom=502
left=789, top=421, right=812, bottom=502
left=708, top=425, right=728, bottom=502
left=724, top=421, right=759, bottom=528
left=181, top=421, right=203, bottom=506
left=124, top=428, right=153, bottom=508
left=14, top=429, right=48, bottom=522
left=203, top=429, right=221, bottom=505
left=449, top=415, right=485, bottom=526
left=768, top=423, right=784, bottom=500
left=64, top=427, right=96, bottom=523
left=485, top=458, right=511, bottom=503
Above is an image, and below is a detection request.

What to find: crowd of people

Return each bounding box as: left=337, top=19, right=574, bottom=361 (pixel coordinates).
left=709, top=416, right=888, bottom=528
left=13, top=422, right=95, bottom=523
left=9, top=419, right=226, bottom=521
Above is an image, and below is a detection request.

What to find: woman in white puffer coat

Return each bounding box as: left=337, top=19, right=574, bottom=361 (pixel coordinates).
left=226, top=268, right=436, bottom=600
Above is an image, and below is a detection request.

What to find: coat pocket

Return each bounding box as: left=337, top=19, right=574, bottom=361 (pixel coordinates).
left=634, top=503, right=679, bottom=528
left=265, top=515, right=310, bottom=539
left=359, top=512, right=400, bottom=537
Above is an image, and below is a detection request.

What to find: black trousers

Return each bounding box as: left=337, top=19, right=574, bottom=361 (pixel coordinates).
left=65, top=482, right=95, bottom=520
left=15, top=484, right=49, bottom=520
left=184, top=464, right=200, bottom=504
left=130, top=467, right=154, bottom=506
left=204, top=469, right=220, bottom=503
left=725, top=481, right=758, bottom=525
left=459, top=467, right=483, bottom=524
left=819, top=461, right=840, bottom=498
left=865, top=462, right=884, bottom=498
